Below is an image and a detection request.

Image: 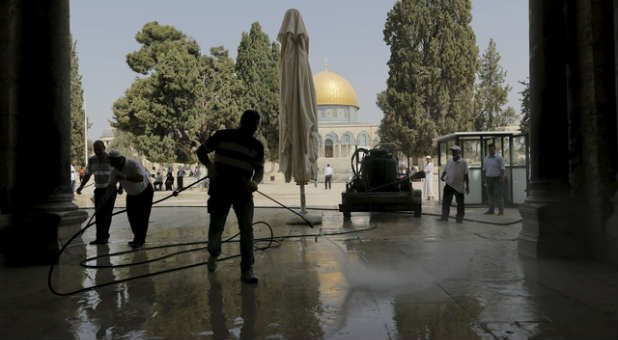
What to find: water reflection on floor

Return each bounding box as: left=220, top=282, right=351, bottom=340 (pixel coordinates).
left=0, top=207, right=616, bottom=339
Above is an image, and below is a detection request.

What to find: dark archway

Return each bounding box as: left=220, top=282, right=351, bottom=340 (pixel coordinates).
left=325, top=139, right=334, bottom=158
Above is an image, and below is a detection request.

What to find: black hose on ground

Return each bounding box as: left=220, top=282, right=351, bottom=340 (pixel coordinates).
left=48, top=176, right=374, bottom=296
left=50, top=176, right=522, bottom=296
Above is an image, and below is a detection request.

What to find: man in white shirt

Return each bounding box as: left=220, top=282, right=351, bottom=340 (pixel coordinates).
left=423, top=156, right=435, bottom=200
left=104, top=150, right=154, bottom=248
left=70, top=161, right=77, bottom=192
left=439, top=145, right=469, bottom=223
left=483, top=143, right=506, bottom=215
left=324, top=164, right=334, bottom=190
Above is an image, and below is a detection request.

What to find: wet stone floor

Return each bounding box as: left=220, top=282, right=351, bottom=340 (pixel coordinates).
left=0, top=207, right=616, bottom=339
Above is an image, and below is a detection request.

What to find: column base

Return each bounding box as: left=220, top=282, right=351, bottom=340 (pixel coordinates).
left=518, top=199, right=587, bottom=259
left=0, top=197, right=88, bottom=266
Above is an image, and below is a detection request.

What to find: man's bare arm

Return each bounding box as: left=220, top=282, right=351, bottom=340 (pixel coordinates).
left=253, top=167, right=264, bottom=184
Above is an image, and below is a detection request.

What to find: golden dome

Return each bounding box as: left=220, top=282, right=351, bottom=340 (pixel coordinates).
left=313, top=66, right=359, bottom=109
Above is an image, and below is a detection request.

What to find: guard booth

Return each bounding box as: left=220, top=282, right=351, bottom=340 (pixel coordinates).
left=436, top=131, right=529, bottom=206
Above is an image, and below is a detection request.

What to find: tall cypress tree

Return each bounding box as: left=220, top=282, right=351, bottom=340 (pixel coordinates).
left=473, top=38, right=517, bottom=130
left=379, top=0, right=479, bottom=157
left=235, top=22, right=281, bottom=162
left=195, top=46, right=246, bottom=142
left=518, top=79, right=530, bottom=135
left=70, top=39, right=86, bottom=166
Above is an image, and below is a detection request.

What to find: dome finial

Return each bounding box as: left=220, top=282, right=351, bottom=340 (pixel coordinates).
left=324, top=57, right=328, bottom=71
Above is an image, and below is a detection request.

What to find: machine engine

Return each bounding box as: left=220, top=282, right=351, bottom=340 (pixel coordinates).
left=339, top=145, right=424, bottom=218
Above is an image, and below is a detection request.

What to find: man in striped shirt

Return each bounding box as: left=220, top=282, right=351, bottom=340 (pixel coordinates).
left=196, top=110, right=264, bottom=284
left=76, top=140, right=120, bottom=245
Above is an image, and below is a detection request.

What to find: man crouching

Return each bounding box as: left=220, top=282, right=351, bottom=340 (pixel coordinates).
left=104, top=150, right=154, bottom=249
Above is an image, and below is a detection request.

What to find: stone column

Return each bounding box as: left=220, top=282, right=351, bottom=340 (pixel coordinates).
left=0, top=0, right=87, bottom=265
left=520, top=0, right=618, bottom=262
left=563, top=0, right=617, bottom=262
left=518, top=0, right=575, bottom=258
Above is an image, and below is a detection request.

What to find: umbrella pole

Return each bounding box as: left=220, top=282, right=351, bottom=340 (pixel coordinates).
left=286, top=182, right=321, bottom=225
left=300, top=184, right=307, bottom=215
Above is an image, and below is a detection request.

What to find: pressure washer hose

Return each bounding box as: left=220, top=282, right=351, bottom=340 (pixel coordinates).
left=48, top=176, right=521, bottom=296
left=48, top=176, right=377, bottom=296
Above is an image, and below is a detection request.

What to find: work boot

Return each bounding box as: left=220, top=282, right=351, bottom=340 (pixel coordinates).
left=207, top=256, right=217, bottom=273
left=498, top=210, right=504, bottom=216
left=241, top=269, right=258, bottom=284
left=89, top=238, right=108, bottom=245
left=128, top=241, right=144, bottom=249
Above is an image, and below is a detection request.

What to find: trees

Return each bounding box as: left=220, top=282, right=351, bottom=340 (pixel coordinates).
left=236, top=22, right=281, bottom=161
left=378, top=0, right=479, bottom=157
left=112, top=21, right=282, bottom=164
left=473, top=38, right=517, bottom=130
left=112, top=22, right=204, bottom=163
left=518, top=79, right=530, bottom=135
left=70, top=39, right=86, bottom=166
left=195, top=46, right=246, bottom=142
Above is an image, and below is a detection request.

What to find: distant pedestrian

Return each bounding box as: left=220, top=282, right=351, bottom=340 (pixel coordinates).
left=324, top=164, right=333, bottom=190
left=70, top=161, right=77, bottom=192
left=177, top=167, right=186, bottom=190
left=154, top=169, right=163, bottom=191
left=483, top=143, right=505, bottom=215
left=165, top=170, right=174, bottom=191
left=423, top=156, right=435, bottom=200
left=79, top=167, right=85, bottom=182
left=438, top=145, right=469, bottom=223
left=105, top=150, right=153, bottom=249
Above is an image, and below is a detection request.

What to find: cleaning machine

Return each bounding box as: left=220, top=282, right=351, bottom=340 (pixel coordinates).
left=339, top=144, right=425, bottom=218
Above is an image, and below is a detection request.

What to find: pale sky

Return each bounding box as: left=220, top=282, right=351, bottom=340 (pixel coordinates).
left=70, top=0, right=528, bottom=140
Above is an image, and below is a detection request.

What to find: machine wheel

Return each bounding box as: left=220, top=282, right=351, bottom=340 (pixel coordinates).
left=414, top=204, right=422, bottom=217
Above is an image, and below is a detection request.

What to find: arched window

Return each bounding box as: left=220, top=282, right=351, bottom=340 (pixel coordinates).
left=325, top=139, right=334, bottom=158
left=325, top=133, right=339, bottom=158
left=357, top=131, right=369, bottom=146
left=342, top=132, right=354, bottom=157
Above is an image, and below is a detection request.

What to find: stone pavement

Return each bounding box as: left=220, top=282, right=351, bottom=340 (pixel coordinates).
left=0, top=203, right=615, bottom=339
left=72, top=181, right=522, bottom=225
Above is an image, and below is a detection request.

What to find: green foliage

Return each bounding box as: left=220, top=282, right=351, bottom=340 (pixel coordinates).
left=108, top=129, right=140, bottom=159
left=112, top=22, right=204, bottom=163
left=473, top=39, right=517, bottom=130
left=195, top=46, right=246, bottom=142
left=379, top=0, right=479, bottom=157
left=70, top=39, right=86, bottom=166
left=235, top=22, right=281, bottom=161
left=519, top=79, right=530, bottom=135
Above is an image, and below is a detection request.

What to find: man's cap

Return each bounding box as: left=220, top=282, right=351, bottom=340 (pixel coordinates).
left=108, top=150, right=123, bottom=158
left=449, top=145, right=461, bottom=151
left=425, top=155, right=432, bottom=159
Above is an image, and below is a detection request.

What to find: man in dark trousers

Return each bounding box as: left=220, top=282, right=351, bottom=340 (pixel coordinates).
left=177, top=166, right=186, bottom=190
left=104, top=150, right=154, bottom=249
left=438, top=145, right=469, bottom=223
left=196, top=110, right=264, bottom=284
left=76, top=140, right=121, bottom=245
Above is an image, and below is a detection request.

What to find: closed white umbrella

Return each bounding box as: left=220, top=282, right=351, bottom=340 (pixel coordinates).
left=278, top=9, right=321, bottom=224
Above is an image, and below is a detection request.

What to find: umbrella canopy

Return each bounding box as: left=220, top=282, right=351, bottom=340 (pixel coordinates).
left=277, top=9, right=319, bottom=184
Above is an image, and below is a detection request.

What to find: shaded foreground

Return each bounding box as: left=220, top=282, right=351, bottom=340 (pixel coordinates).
left=0, top=207, right=615, bottom=339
